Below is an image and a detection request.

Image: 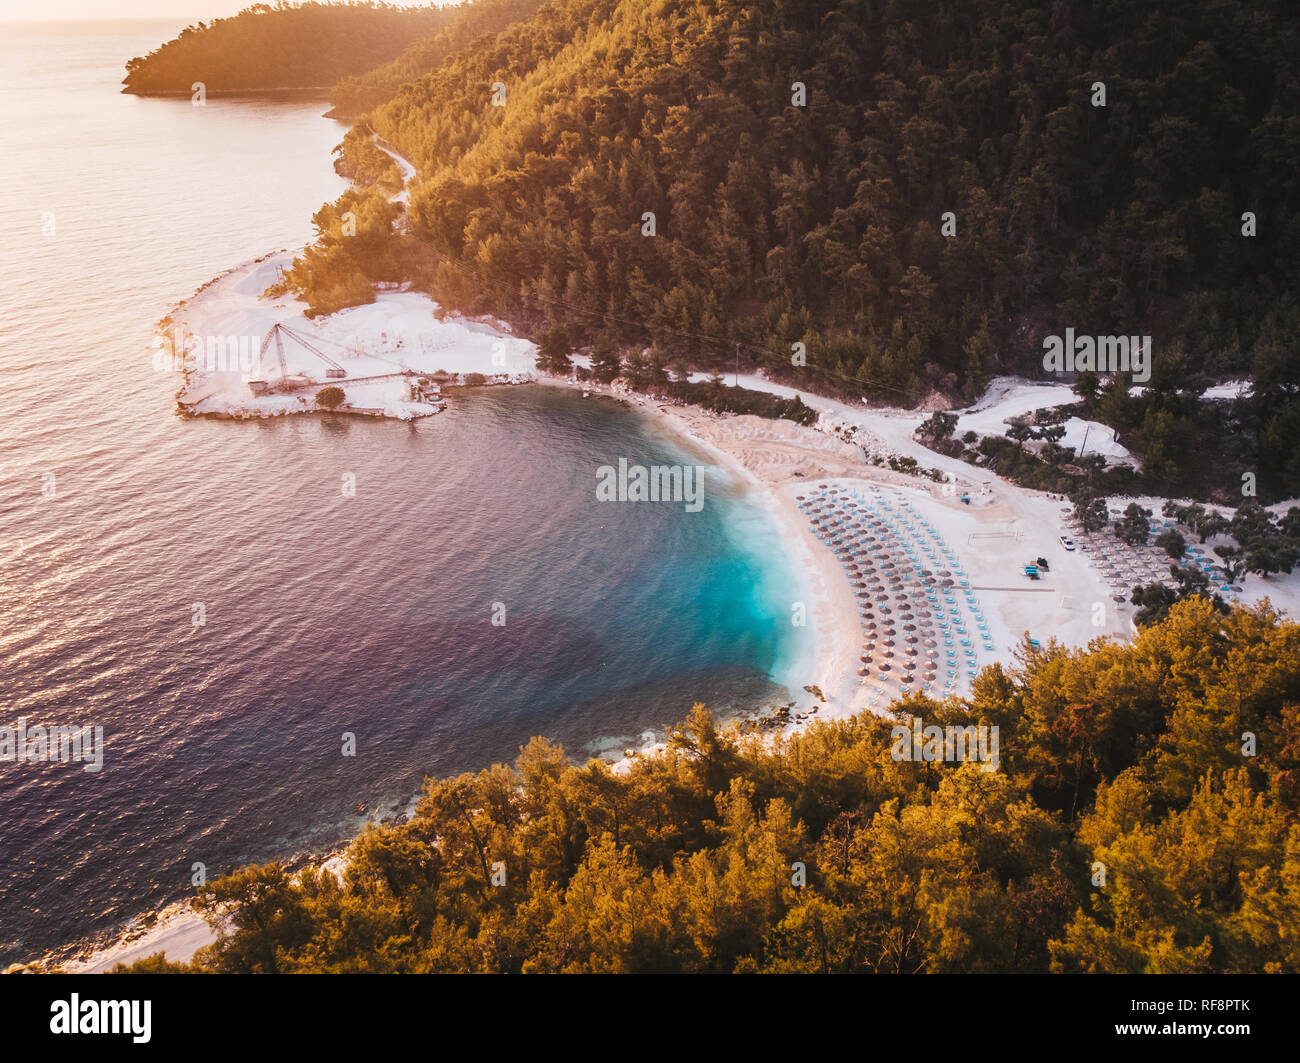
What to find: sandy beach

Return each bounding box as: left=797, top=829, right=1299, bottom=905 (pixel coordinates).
left=56, top=334, right=1300, bottom=973
left=161, top=245, right=1300, bottom=722
left=61, top=121, right=1298, bottom=972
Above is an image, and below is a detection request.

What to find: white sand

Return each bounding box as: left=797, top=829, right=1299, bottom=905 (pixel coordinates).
left=161, top=252, right=537, bottom=420
left=60, top=901, right=215, bottom=973
left=72, top=365, right=1298, bottom=970
left=163, top=139, right=531, bottom=420
left=641, top=399, right=1124, bottom=713
left=948, top=376, right=1133, bottom=463
left=76, top=128, right=1284, bottom=972
left=57, top=853, right=354, bottom=974
left=110, top=125, right=1295, bottom=962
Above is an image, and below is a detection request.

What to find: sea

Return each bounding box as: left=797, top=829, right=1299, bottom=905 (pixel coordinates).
left=0, top=19, right=809, bottom=963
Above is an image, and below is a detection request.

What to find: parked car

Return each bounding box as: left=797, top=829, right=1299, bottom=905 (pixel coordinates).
left=1059, top=535, right=1076, bottom=550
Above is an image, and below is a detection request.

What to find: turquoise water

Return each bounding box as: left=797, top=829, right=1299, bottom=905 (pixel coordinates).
left=0, top=21, right=808, bottom=961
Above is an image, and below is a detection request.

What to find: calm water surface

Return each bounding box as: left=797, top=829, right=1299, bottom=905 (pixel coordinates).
left=0, top=21, right=807, bottom=961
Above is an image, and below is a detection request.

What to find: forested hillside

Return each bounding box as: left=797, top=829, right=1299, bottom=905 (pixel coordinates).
left=262, top=0, right=1300, bottom=499
left=346, top=0, right=1298, bottom=404
left=105, top=599, right=1300, bottom=973
left=122, top=2, right=451, bottom=94
left=328, top=0, right=546, bottom=118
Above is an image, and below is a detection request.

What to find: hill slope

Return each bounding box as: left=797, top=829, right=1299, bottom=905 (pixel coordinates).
left=276, top=0, right=1300, bottom=498
left=328, top=0, right=547, bottom=119
left=352, top=0, right=1298, bottom=407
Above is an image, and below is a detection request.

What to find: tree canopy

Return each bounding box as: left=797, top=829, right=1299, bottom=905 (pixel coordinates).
left=263, top=0, right=1300, bottom=500
left=359, top=0, right=1297, bottom=399
left=109, top=599, right=1300, bottom=974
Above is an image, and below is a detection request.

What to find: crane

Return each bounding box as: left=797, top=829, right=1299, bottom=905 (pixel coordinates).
left=255, top=322, right=348, bottom=390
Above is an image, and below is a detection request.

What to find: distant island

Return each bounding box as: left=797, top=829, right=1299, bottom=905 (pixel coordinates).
left=121, top=1, right=451, bottom=95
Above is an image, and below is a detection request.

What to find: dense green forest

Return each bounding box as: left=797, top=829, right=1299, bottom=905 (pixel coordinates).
left=380, top=0, right=1298, bottom=389
left=331, top=125, right=404, bottom=191
left=328, top=0, right=546, bottom=118
left=98, top=599, right=1300, bottom=974
left=122, top=2, right=450, bottom=94
left=277, top=0, right=1300, bottom=498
